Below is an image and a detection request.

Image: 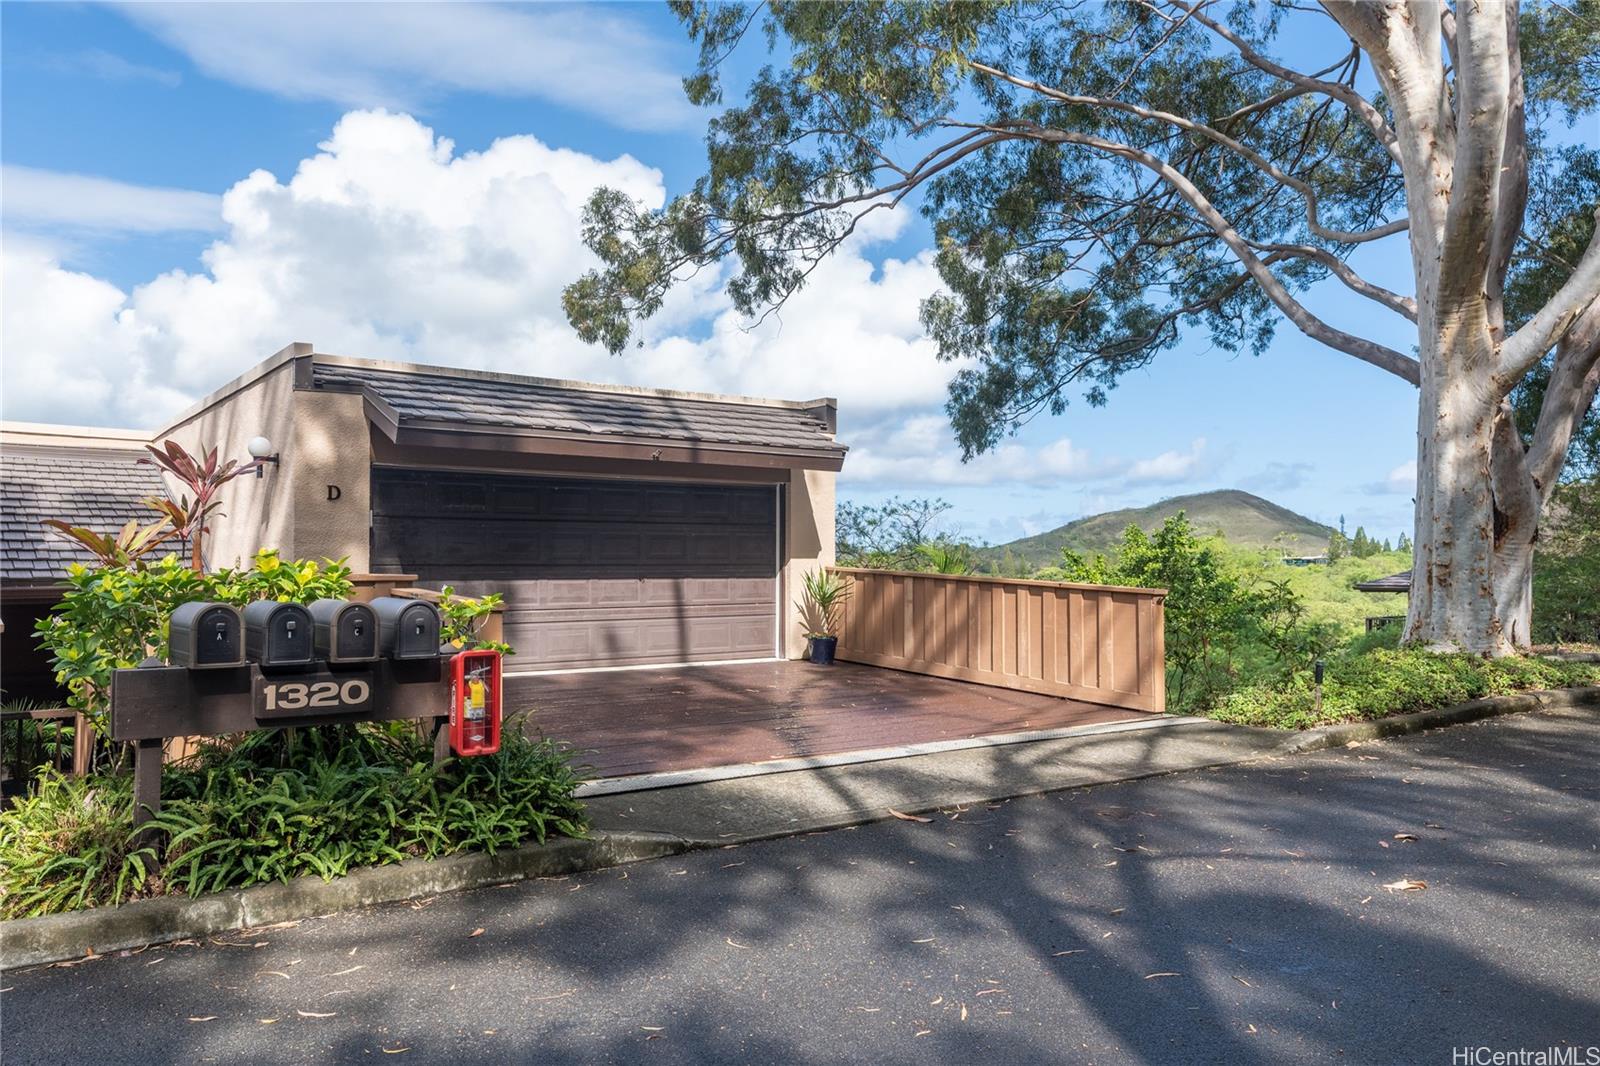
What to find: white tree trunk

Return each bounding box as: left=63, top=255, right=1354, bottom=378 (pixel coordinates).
left=1406, top=313, right=1513, bottom=654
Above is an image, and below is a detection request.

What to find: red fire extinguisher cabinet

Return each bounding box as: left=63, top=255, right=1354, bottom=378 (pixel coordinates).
left=448, top=649, right=503, bottom=756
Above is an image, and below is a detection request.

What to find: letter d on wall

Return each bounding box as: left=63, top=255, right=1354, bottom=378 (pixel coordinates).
left=327, top=485, right=342, bottom=501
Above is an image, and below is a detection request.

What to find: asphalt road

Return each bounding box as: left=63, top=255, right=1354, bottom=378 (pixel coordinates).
left=4, top=707, right=1598, bottom=1065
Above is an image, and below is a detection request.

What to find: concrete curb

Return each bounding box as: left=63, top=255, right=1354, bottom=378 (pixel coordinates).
left=0, top=830, right=687, bottom=972
left=1277, top=685, right=1600, bottom=754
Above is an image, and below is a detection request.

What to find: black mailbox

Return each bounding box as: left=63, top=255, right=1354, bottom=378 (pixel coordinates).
left=371, top=597, right=443, bottom=660
left=309, top=599, right=379, bottom=664
left=168, top=602, right=245, bottom=669
left=243, top=600, right=315, bottom=668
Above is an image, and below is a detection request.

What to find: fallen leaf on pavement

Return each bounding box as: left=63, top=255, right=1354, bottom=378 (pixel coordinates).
left=1233, top=976, right=1253, bottom=987
left=915, top=1030, right=932, bottom=1037
left=381, top=1047, right=410, bottom=1054
left=641, top=1026, right=664, bottom=1032
left=888, top=809, right=932, bottom=823
left=259, top=1018, right=279, bottom=1025
left=1383, top=879, right=1428, bottom=892
left=1144, top=972, right=1181, bottom=979
left=960, top=1004, right=969, bottom=1021
left=187, top=1016, right=217, bottom=1023
left=297, top=1010, right=337, bottom=1018
left=726, top=938, right=751, bottom=950
left=1052, top=950, right=1085, bottom=957
left=468, top=928, right=485, bottom=938
left=257, top=971, right=291, bottom=980
left=1393, top=832, right=1419, bottom=842
left=322, top=965, right=365, bottom=978
left=912, top=937, right=936, bottom=944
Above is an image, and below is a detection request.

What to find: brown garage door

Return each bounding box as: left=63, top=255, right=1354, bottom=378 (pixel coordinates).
left=370, top=469, right=779, bottom=670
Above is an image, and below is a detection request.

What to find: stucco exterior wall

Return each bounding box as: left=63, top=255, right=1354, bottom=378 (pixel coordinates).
left=288, top=389, right=372, bottom=569
left=157, top=358, right=299, bottom=569
left=783, top=466, right=837, bottom=659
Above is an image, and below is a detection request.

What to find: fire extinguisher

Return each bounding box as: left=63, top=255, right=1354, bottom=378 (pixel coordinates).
left=449, top=649, right=503, bottom=756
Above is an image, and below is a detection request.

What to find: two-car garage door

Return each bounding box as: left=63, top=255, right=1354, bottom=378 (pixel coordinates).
left=371, top=469, right=779, bottom=670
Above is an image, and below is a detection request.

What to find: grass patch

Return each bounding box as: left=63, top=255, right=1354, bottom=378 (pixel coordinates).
left=1209, top=642, right=1600, bottom=730
left=0, top=721, right=585, bottom=920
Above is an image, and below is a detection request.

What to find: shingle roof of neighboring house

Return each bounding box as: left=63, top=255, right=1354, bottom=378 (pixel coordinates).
left=313, top=362, right=846, bottom=456
left=1, top=450, right=164, bottom=584
left=1354, top=570, right=1413, bottom=594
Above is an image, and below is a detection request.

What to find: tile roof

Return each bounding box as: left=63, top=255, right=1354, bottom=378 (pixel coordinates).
left=1354, top=570, right=1413, bottom=593
left=313, top=363, right=846, bottom=455
left=1, top=450, right=165, bottom=583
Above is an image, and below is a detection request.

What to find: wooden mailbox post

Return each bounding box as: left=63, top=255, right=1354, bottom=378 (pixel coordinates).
left=111, top=660, right=452, bottom=824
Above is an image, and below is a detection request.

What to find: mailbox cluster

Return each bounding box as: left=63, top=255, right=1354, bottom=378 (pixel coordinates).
left=165, top=595, right=502, bottom=757
left=170, top=596, right=443, bottom=670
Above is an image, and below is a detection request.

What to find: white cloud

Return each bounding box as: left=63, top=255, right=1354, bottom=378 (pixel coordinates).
left=39, top=48, right=181, bottom=87
left=1243, top=460, right=1315, bottom=493
left=1126, top=437, right=1212, bottom=484
left=1364, top=459, right=1417, bottom=495
left=2, top=165, right=222, bottom=233
left=119, top=2, right=697, bottom=132
left=0, top=110, right=956, bottom=429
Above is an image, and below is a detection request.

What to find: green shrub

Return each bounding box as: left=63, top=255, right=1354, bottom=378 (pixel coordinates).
left=1055, top=514, right=1332, bottom=712
left=1211, top=647, right=1600, bottom=729
left=0, top=721, right=586, bottom=919
left=34, top=550, right=353, bottom=739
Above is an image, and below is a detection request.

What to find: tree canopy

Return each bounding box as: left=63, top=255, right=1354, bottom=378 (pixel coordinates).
left=566, top=0, right=1596, bottom=460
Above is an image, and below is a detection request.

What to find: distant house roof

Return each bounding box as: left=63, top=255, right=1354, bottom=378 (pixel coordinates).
left=0, top=448, right=164, bottom=587
left=1355, top=570, right=1413, bottom=594
left=311, top=360, right=847, bottom=460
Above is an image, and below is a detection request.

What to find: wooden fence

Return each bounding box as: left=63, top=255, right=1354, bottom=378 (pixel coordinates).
left=830, top=568, right=1166, bottom=713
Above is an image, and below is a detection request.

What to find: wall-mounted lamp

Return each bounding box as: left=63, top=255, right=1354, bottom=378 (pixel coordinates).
left=247, top=436, right=281, bottom=479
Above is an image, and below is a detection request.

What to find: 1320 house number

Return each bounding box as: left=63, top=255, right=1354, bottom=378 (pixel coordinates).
left=259, top=678, right=373, bottom=715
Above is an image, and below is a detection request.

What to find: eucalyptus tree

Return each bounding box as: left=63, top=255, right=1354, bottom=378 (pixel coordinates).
left=564, top=0, right=1600, bottom=654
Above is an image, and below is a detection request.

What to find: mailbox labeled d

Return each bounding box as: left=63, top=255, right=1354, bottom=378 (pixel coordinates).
left=448, top=649, right=502, bottom=757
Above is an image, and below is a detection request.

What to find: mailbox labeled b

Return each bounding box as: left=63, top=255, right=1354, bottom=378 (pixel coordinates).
left=448, top=649, right=502, bottom=756
left=243, top=601, right=315, bottom=668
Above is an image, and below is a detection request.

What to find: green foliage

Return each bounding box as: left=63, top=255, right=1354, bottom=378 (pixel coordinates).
left=1212, top=647, right=1600, bottom=730
left=1533, top=480, right=1600, bottom=644
left=0, top=722, right=586, bottom=919
left=837, top=496, right=956, bottom=569
left=0, top=771, right=157, bottom=919
left=914, top=540, right=978, bottom=575
left=33, top=550, right=352, bottom=738
left=1054, top=514, right=1329, bottom=712
left=797, top=569, right=851, bottom=637
left=436, top=586, right=514, bottom=654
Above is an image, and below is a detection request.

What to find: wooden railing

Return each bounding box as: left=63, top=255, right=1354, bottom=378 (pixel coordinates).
left=830, top=568, right=1166, bottom=713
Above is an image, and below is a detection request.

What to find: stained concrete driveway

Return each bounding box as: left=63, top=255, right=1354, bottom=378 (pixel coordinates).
left=3, top=705, right=1597, bottom=1065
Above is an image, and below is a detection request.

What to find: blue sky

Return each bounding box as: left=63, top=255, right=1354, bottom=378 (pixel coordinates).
left=1, top=2, right=1425, bottom=546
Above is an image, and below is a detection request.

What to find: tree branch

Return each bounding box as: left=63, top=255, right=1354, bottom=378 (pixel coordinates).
left=1485, top=0, right=1527, bottom=343
left=1175, top=0, right=1403, bottom=164
left=1499, top=206, right=1600, bottom=383
left=1014, top=122, right=1421, bottom=384
left=965, top=58, right=1408, bottom=245
left=1247, top=239, right=1418, bottom=320
left=1527, top=301, right=1600, bottom=495
left=1436, top=0, right=1515, bottom=314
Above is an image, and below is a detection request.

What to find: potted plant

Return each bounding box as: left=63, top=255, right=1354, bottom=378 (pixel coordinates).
left=797, top=569, right=851, bottom=665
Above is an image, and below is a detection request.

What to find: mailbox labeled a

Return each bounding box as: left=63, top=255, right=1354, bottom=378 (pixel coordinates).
left=449, top=649, right=503, bottom=756
left=168, top=602, right=245, bottom=669
left=309, top=599, right=380, bottom=664
left=243, top=600, right=315, bottom=668
left=371, top=597, right=443, bottom=660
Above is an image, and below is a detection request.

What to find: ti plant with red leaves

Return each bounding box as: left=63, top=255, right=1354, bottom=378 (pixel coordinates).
left=39, top=517, right=175, bottom=568
left=136, top=440, right=263, bottom=573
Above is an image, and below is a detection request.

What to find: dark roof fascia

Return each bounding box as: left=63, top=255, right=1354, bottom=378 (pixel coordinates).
left=389, top=420, right=846, bottom=472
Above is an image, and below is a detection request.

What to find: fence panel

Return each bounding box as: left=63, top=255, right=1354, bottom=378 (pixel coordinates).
left=831, top=568, right=1166, bottom=713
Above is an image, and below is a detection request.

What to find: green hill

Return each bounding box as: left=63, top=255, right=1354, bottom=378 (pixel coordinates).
left=980, top=489, right=1333, bottom=571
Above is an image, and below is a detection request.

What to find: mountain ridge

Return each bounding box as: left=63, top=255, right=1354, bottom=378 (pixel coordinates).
left=980, top=489, right=1334, bottom=570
